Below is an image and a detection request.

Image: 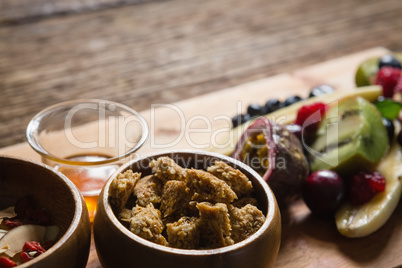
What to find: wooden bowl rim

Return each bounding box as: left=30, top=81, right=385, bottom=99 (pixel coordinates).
left=99, top=149, right=278, bottom=256
left=0, top=155, right=85, bottom=267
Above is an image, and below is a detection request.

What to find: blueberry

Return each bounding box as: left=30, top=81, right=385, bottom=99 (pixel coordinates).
left=382, top=118, right=395, bottom=142
left=379, top=54, right=402, bottom=69
left=243, top=113, right=251, bottom=122
left=283, top=96, right=302, bottom=107
left=231, top=114, right=242, bottom=128
left=247, top=103, right=265, bottom=117
left=264, top=99, right=282, bottom=114
left=309, top=84, right=335, bottom=98
left=232, top=113, right=251, bottom=128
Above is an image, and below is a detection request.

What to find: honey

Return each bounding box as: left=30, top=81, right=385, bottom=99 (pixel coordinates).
left=56, top=154, right=119, bottom=221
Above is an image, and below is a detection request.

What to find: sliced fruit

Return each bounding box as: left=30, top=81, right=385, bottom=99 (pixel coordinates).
left=209, top=86, right=382, bottom=156
left=308, top=96, right=389, bottom=175
left=0, top=207, right=15, bottom=220
left=355, top=58, right=379, bottom=87
left=335, top=140, right=402, bottom=237
left=232, top=118, right=309, bottom=204
left=355, top=52, right=402, bottom=87
left=0, top=230, right=7, bottom=240
left=0, top=225, right=46, bottom=257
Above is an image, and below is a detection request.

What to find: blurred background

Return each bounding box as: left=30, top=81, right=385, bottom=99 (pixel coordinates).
left=1, top=0, right=402, bottom=148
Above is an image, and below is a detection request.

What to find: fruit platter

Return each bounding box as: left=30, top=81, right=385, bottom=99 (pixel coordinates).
left=206, top=48, right=402, bottom=267
left=1, top=47, right=401, bottom=267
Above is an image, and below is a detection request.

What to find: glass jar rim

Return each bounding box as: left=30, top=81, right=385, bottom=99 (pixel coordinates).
left=26, top=99, right=149, bottom=166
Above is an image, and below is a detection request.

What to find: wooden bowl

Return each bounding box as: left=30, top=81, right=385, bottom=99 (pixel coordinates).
left=0, top=156, right=91, bottom=268
left=94, top=150, right=281, bottom=268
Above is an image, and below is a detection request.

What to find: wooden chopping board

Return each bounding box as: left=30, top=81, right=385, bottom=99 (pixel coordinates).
left=1, top=47, right=401, bottom=268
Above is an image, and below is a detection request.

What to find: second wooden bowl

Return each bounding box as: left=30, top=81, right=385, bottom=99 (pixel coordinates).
left=94, top=150, right=281, bottom=268
left=0, top=156, right=91, bottom=268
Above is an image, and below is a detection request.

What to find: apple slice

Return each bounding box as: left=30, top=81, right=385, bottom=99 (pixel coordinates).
left=0, top=229, right=7, bottom=240
left=0, top=225, right=46, bottom=257
left=0, top=207, right=16, bottom=219
left=335, top=141, right=402, bottom=237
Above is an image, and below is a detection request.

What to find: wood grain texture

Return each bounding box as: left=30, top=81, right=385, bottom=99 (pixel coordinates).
left=278, top=199, right=402, bottom=268
left=1, top=48, right=401, bottom=268
left=1, top=0, right=402, bottom=148
left=0, top=0, right=156, bottom=22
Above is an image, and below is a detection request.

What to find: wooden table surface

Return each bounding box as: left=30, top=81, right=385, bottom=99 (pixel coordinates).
left=1, top=0, right=402, bottom=148
left=1, top=1, right=402, bottom=267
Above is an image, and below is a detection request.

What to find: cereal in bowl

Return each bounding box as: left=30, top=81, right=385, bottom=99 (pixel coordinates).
left=108, top=157, right=265, bottom=249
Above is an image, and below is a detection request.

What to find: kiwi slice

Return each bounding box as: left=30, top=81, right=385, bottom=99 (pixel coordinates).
left=308, top=96, right=389, bottom=175
left=355, top=58, right=379, bottom=87
left=355, top=52, right=402, bottom=87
